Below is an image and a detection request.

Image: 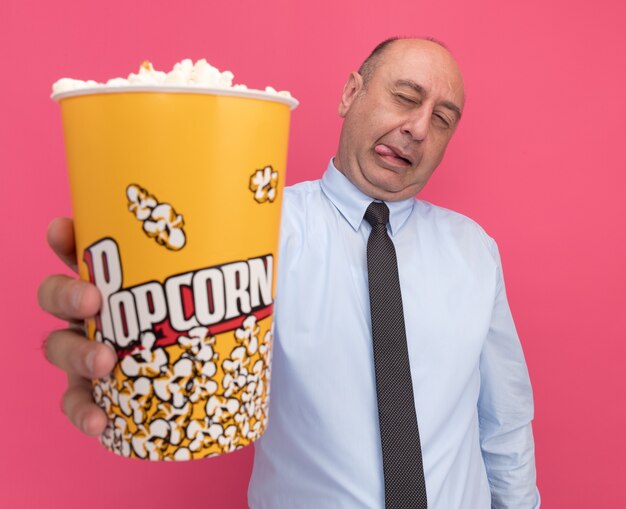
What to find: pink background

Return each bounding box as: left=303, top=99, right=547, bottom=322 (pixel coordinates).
left=2, top=0, right=624, bottom=507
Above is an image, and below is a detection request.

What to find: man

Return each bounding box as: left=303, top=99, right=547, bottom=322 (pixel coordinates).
left=40, top=38, right=540, bottom=508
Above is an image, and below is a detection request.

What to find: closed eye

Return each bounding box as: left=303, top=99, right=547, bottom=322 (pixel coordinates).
left=433, top=113, right=452, bottom=129
left=394, top=93, right=419, bottom=105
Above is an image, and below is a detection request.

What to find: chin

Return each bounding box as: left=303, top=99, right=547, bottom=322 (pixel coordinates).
left=363, top=172, right=408, bottom=195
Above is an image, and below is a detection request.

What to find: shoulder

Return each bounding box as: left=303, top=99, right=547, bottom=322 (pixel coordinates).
left=412, top=199, right=500, bottom=262
left=283, top=179, right=322, bottom=201
left=282, top=179, right=325, bottom=219
left=280, top=179, right=324, bottom=236
left=283, top=179, right=325, bottom=201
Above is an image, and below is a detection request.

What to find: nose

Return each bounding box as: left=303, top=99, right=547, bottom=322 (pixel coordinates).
left=401, top=107, right=430, bottom=142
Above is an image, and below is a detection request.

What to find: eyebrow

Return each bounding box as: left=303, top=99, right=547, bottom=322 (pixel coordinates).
left=395, top=79, right=463, bottom=120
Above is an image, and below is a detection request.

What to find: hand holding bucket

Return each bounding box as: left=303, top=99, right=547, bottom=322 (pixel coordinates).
left=53, top=64, right=297, bottom=460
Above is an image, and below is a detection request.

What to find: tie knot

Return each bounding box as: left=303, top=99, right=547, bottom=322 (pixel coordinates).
left=364, top=201, right=390, bottom=227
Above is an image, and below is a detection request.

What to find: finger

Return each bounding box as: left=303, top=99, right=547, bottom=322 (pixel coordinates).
left=38, top=274, right=101, bottom=321
left=43, top=328, right=117, bottom=379
left=63, top=374, right=109, bottom=436
left=47, top=217, right=78, bottom=272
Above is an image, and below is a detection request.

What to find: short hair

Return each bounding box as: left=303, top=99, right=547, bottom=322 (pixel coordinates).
left=357, top=36, right=449, bottom=86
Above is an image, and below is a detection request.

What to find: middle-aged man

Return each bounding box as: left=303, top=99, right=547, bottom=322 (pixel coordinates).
left=40, top=38, right=540, bottom=508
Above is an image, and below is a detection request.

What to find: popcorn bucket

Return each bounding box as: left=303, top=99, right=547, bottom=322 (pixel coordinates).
left=53, top=86, right=297, bottom=460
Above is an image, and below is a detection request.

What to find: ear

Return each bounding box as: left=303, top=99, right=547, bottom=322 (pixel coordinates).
left=338, top=71, right=364, bottom=118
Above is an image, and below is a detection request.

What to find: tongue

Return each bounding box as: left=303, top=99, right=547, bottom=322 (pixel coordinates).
left=375, top=144, right=398, bottom=158
left=375, top=144, right=410, bottom=165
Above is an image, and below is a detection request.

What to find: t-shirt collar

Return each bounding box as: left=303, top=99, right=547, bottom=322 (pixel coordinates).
left=320, top=158, right=415, bottom=236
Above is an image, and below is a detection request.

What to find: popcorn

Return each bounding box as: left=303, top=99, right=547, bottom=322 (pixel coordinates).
left=235, top=315, right=260, bottom=354
left=217, top=424, right=240, bottom=453
left=206, top=394, right=240, bottom=425
left=177, top=326, right=216, bottom=360
left=144, top=203, right=186, bottom=251
left=100, top=416, right=131, bottom=457
left=131, top=419, right=174, bottom=460
left=93, top=315, right=273, bottom=460
left=119, top=331, right=169, bottom=377
left=153, top=357, right=216, bottom=408
left=93, top=375, right=119, bottom=414
left=222, top=346, right=250, bottom=397
left=246, top=420, right=263, bottom=442
left=106, top=78, right=128, bottom=87
left=172, top=447, right=192, bottom=461
left=126, top=184, right=187, bottom=251
left=127, top=184, right=157, bottom=221
left=240, top=361, right=264, bottom=419
left=259, top=328, right=273, bottom=365
left=119, top=377, right=154, bottom=425
left=126, top=60, right=167, bottom=85
left=192, top=59, right=234, bottom=87
left=186, top=420, right=224, bottom=451
left=249, top=165, right=279, bottom=204
left=52, top=59, right=293, bottom=100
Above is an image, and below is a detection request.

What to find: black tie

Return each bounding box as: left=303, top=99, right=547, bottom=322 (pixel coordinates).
left=364, top=201, right=428, bottom=509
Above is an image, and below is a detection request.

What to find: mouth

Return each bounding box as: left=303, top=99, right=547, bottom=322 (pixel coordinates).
left=374, top=144, right=414, bottom=168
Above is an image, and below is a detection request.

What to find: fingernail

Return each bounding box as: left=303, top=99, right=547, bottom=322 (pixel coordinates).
left=85, top=350, right=96, bottom=373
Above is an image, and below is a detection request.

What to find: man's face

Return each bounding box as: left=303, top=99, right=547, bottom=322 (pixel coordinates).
left=335, top=39, right=465, bottom=201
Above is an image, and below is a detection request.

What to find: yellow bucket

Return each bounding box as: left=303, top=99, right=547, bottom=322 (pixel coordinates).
left=54, top=86, right=297, bottom=460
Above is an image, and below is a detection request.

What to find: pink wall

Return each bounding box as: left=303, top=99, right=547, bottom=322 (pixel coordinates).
left=2, top=0, right=625, bottom=507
